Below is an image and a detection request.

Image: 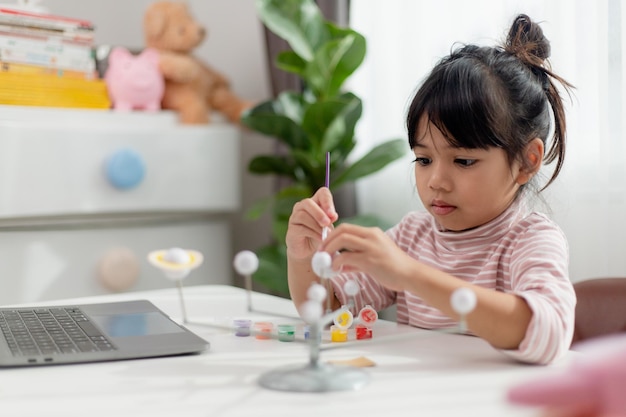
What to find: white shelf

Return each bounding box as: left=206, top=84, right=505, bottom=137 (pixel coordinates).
left=0, top=105, right=242, bottom=303
left=0, top=105, right=241, bottom=219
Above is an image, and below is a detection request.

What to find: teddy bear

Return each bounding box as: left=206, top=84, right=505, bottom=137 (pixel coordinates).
left=143, top=1, right=253, bottom=124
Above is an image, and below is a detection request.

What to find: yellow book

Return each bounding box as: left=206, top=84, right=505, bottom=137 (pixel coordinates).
left=0, top=61, right=96, bottom=79
left=0, top=71, right=110, bottom=108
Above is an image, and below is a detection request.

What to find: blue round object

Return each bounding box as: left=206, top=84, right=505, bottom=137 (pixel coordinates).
left=105, top=148, right=146, bottom=190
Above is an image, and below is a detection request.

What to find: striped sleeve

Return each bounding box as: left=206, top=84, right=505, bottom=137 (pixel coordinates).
left=500, top=215, right=576, bottom=364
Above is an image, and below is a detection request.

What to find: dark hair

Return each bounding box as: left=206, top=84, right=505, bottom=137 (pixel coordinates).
left=406, top=14, right=573, bottom=190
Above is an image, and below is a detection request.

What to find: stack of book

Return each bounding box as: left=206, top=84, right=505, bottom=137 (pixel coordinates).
left=0, top=6, right=110, bottom=109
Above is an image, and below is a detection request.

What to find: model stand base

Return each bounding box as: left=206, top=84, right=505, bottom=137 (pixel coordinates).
left=258, top=362, right=369, bottom=392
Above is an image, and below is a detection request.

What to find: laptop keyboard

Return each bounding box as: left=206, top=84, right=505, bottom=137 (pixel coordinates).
left=0, top=307, right=116, bottom=356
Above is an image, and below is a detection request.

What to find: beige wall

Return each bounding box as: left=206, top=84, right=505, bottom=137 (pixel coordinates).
left=45, top=0, right=275, bottom=284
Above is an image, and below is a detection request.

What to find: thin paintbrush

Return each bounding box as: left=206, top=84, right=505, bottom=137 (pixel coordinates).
left=322, top=152, right=331, bottom=241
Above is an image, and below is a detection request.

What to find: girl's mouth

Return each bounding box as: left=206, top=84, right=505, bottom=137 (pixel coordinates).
left=431, top=202, right=456, bottom=216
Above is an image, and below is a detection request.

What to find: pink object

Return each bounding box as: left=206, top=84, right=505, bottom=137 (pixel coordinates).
left=507, top=334, right=626, bottom=415
left=105, top=47, right=164, bottom=111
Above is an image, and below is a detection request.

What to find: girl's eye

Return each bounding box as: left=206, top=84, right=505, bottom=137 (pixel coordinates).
left=454, top=158, right=476, bottom=167
left=413, top=157, right=431, bottom=166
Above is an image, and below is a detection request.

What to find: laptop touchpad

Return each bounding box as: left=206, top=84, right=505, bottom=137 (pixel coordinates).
left=91, top=312, right=185, bottom=337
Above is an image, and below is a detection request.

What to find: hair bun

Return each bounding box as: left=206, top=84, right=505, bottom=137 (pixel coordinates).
left=505, top=14, right=551, bottom=65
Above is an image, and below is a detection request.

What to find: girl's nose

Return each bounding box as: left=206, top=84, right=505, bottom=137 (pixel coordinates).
left=427, top=163, right=451, bottom=191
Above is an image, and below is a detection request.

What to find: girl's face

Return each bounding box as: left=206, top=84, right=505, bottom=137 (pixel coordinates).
left=413, top=119, right=524, bottom=232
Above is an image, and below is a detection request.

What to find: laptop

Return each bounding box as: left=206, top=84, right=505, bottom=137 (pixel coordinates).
left=0, top=299, right=209, bottom=367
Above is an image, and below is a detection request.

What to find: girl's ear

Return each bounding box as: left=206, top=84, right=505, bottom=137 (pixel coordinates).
left=516, top=138, right=544, bottom=185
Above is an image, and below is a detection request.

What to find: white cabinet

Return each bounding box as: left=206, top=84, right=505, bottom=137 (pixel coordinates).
left=0, top=105, right=241, bottom=304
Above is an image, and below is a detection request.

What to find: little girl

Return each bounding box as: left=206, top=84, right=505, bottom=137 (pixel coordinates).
left=285, top=14, right=576, bottom=365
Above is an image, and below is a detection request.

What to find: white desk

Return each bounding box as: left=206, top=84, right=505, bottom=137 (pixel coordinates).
left=0, top=285, right=568, bottom=417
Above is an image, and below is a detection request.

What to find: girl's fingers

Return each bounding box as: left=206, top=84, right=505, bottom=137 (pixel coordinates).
left=312, top=187, right=338, bottom=223
left=331, top=233, right=369, bottom=254
left=289, top=210, right=323, bottom=239
left=293, top=196, right=335, bottom=229
left=320, top=223, right=375, bottom=253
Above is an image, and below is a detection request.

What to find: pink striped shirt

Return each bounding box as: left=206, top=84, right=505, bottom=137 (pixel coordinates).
left=332, top=200, right=576, bottom=365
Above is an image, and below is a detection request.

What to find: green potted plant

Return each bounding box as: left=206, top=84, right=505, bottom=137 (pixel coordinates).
left=241, top=0, right=406, bottom=297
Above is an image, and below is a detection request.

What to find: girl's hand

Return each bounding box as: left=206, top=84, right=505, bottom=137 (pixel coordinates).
left=286, top=187, right=338, bottom=261
left=319, top=223, right=414, bottom=292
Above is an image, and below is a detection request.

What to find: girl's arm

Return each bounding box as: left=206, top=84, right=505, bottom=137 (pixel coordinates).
left=399, top=262, right=532, bottom=349
left=326, top=225, right=531, bottom=349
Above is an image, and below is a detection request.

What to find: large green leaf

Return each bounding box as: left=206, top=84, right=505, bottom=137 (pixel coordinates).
left=305, top=30, right=366, bottom=98
left=256, top=0, right=328, bottom=61
left=276, top=51, right=306, bottom=77
left=240, top=97, right=307, bottom=148
left=300, top=94, right=361, bottom=157
left=291, top=149, right=320, bottom=185
left=320, top=93, right=361, bottom=153
left=276, top=91, right=307, bottom=124
left=248, top=155, right=298, bottom=180
left=333, top=138, right=408, bottom=187
left=333, top=135, right=357, bottom=162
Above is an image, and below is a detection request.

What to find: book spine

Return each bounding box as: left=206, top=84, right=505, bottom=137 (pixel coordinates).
left=0, top=61, right=95, bottom=79
left=0, top=47, right=95, bottom=72
left=0, top=24, right=94, bottom=45
left=0, top=7, right=94, bottom=29
left=0, top=13, right=94, bottom=34
left=0, top=33, right=93, bottom=59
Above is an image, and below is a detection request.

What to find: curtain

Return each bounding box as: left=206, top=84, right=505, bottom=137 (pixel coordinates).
left=348, top=0, right=626, bottom=282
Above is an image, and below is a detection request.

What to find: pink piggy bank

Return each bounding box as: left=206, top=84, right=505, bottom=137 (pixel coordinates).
left=105, top=47, right=164, bottom=111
